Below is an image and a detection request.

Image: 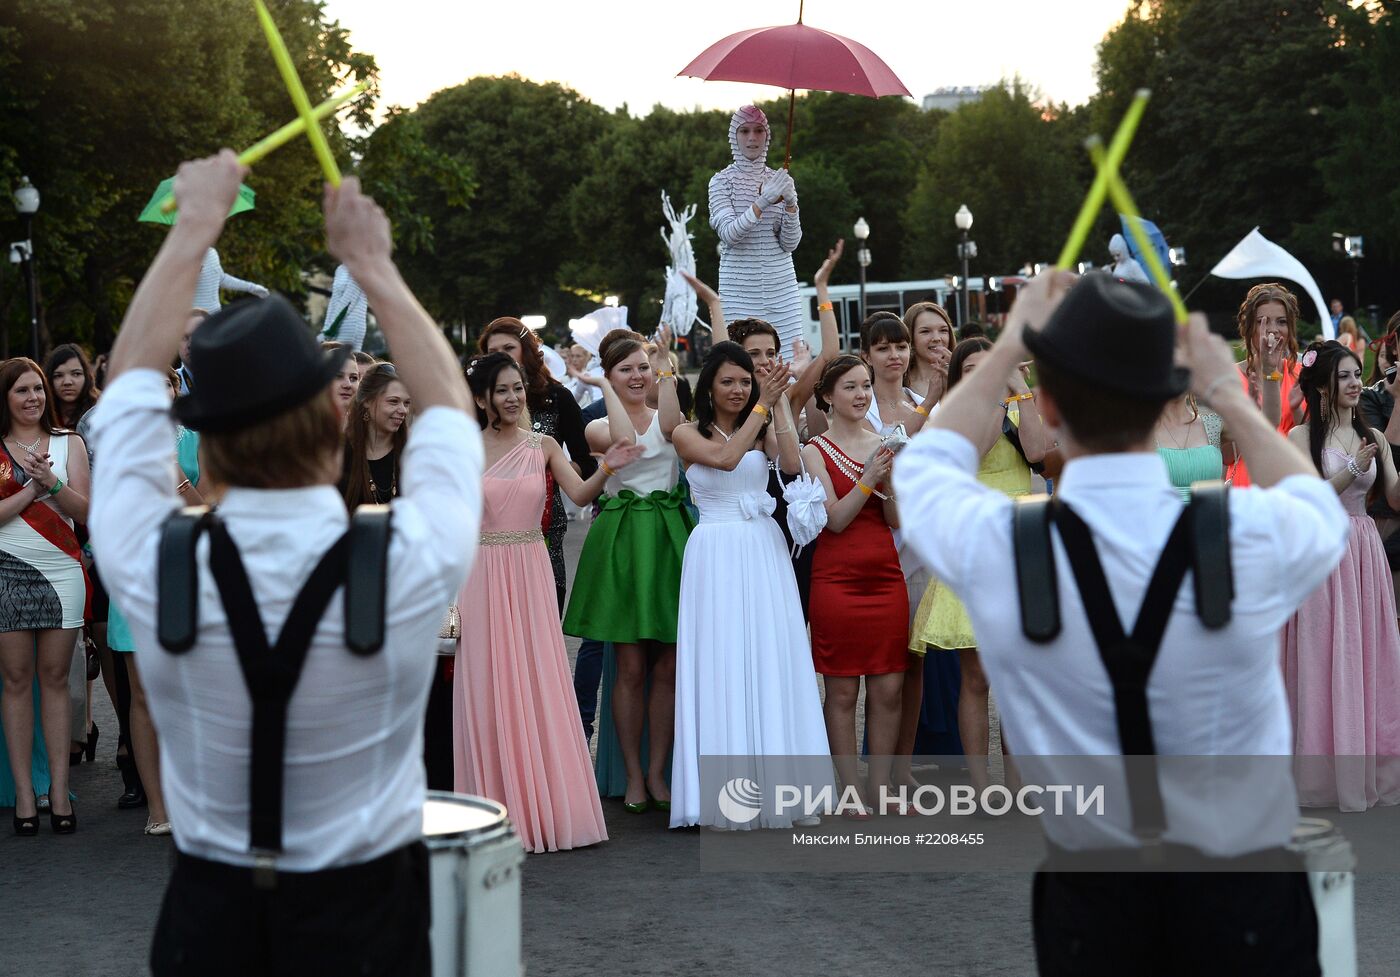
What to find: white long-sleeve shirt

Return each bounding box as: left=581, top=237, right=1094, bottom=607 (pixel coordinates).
left=88, top=370, right=482, bottom=870
left=894, top=431, right=1348, bottom=855
left=193, top=247, right=267, bottom=312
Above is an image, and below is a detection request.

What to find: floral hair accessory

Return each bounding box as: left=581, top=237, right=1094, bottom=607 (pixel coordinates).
left=1301, top=349, right=1318, bottom=368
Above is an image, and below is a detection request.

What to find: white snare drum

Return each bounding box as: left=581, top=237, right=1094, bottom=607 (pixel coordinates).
left=423, top=792, right=524, bottom=977
left=1290, top=818, right=1357, bottom=977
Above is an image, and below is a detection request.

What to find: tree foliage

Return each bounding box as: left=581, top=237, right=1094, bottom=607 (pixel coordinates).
left=0, top=0, right=379, bottom=352
left=903, top=81, right=1082, bottom=279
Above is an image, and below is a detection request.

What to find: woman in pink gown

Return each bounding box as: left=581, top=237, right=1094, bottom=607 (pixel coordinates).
left=455, top=353, right=643, bottom=851
left=1283, top=341, right=1400, bottom=811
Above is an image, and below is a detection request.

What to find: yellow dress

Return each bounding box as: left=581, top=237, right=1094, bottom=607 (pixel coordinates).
left=911, top=430, right=1033, bottom=652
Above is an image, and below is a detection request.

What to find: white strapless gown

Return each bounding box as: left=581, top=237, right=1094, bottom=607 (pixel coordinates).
left=670, top=451, right=833, bottom=829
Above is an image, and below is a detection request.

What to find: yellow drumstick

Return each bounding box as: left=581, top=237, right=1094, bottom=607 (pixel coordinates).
left=159, top=83, right=367, bottom=214
left=1054, top=89, right=1151, bottom=270
left=1088, top=140, right=1190, bottom=324
left=253, top=0, right=342, bottom=186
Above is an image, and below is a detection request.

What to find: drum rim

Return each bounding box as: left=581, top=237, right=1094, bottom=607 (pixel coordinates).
left=424, top=790, right=513, bottom=843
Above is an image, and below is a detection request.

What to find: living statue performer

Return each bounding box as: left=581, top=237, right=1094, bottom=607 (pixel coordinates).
left=193, top=247, right=268, bottom=311
left=708, top=105, right=804, bottom=358
left=319, top=264, right=369, bottom=350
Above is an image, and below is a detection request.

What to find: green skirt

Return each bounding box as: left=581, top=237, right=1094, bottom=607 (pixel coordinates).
left=562, top=484, right=694, bottom=644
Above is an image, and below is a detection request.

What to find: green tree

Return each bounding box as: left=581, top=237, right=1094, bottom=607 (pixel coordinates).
left=0, top=0, right=378, bottom=353
left=388, top=75, right=611, bottom=336
left=902, top=81, right=1081, bottom=282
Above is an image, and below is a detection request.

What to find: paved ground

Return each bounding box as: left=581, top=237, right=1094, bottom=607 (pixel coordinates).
left=5, top=521, right=1400, bottom=976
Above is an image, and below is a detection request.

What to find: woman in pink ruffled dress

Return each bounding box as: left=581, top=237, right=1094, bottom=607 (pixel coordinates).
left=454, top=353, right=642, bottom=852
left=1283, top=340, right=1400, bottom=811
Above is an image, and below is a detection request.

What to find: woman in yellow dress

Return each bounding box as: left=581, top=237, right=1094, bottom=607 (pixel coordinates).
left=910, top=336, right=1048, bottom=793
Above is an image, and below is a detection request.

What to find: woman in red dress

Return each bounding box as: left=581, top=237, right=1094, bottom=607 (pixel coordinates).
left=802, top=354, right=907, bottom=817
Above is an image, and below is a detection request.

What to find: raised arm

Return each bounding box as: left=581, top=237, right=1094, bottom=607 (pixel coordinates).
left=1006, top=367, right=1048, bottom=463
left=652, top=326, right=685, bottom=439
left=776, top=173, right=801, bottom=254
left=325, top=178, right=469, bottom=416
left=768, top=393, right=802, bottom=475
left=788, top=241, right=844, bottom=408
left=543, top=435, right=644, bottom=506
left=220, top=268, right=268, bottom=298
left=682, top=271, right=726, bottom=343
left=599, top=374, right=639, bottom=446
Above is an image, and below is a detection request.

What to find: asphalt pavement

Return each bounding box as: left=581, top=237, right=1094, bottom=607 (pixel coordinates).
left=5, top=520, right=1399, bottom=976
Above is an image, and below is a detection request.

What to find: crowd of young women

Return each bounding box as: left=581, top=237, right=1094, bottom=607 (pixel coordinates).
left=5, top=277, right=1398, bottom=845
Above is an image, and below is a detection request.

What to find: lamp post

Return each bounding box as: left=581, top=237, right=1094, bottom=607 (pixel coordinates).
left=955, top=204, right=975, bottom=327
left=854, top=217, right=870, bottom=324
left=1332, top=233, right=1364, bottom=315
left=12, top=176, right=40, bottom=359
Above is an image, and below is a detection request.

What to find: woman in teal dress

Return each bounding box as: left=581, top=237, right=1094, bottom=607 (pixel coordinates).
left=562, top=330, right=692, bottom=812
left=1153, top=392, right=1231, bottom=497
left=106, top=369, right=203, bottom=835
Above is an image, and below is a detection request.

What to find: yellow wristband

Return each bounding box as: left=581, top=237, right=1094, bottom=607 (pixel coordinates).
left=913, top=405, right=930, bottom=416
left=1265, top=371, right=1283, bottom=382
left=857, top=482, right=873, bottom=497
left=817, top=301, right=834, bottom=313
left=657, top=371, right=675, bottom=379
left=752, top=403, right=770, bottom=419
left=600, top=461, right=616, bottom=477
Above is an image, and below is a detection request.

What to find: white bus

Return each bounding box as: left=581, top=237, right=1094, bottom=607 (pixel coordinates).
left=796, top=276, right=1028, bottom=353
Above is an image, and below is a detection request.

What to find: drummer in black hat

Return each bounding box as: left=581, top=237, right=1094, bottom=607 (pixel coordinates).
left=894, top=272, right=1349, bottom=976
left=87, top=151, right=482, bottom=977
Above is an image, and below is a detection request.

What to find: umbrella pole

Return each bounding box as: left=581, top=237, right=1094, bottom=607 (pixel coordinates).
left=784, top=88, right=796, bottom=170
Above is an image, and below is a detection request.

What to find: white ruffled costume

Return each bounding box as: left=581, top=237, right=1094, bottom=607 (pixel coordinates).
left=193, top=247, right=267, bottom=312
left=708, top=106, right=804, bottom=358
left=318, top=264, right=369, bottom=351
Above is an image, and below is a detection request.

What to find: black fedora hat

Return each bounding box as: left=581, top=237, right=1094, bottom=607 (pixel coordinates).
left=1023, top=273, right=1188, bottom=401
left=174, top=295, right=350, bottom=433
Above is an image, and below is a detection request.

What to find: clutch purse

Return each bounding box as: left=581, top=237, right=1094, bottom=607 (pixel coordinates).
left=782, top=454, right=829, bottom=555
left=880, top=423, right=911, bottom=455
left=438, top=604, right=460, bottom=640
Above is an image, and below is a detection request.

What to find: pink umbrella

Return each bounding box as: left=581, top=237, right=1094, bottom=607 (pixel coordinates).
left=678, top=4, right=911, bottom=167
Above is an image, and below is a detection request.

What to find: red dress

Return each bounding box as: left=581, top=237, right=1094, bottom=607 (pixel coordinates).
left=807, top=435, right=909, bottom=677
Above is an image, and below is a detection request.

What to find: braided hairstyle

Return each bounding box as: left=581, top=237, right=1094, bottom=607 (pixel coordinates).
left=813, top=354, right=872, bottom=412
left=1296, top=339, right=1374, bottom=476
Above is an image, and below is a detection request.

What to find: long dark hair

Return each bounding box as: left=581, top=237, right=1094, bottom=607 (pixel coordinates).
left=0, top=357, right=60, bottom=436
left=1369, top=309, right=1400, bottom=384
left=948, top=336, right=994, bottom=389
left=342, top=364, right=409, bottom=508
left=1297, top=340, right=1374, bottom=476
left=465, top=352, right=525, bottom=432
left=694, top=341, right=762, bottom=440
left=43, top=344, right=99, bottom=427
left=478, top=317, right=554, bottom=410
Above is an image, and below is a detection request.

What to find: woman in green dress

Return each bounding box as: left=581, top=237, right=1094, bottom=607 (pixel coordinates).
left=562, top=330, right=692, bottom=812
left=1154, top=391, right=1231, bottom=497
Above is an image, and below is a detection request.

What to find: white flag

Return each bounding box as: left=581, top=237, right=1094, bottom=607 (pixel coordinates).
left=1210, top=228, right=1333, bottom=339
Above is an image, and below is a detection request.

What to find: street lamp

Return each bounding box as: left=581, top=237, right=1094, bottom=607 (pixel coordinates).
left=853, top=217, right=871, bottom=324
left=955, top=204, right=975, bottom=327
left=1332, top=233, right=1364, bottom=314
left=12, top=176, right=40, bottom=359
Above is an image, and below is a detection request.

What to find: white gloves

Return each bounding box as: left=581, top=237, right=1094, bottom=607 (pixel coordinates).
left=756, top=170, right=795, bottom=208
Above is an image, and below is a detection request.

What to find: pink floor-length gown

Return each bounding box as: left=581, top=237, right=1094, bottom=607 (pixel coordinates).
left=1282, top=447, right=1400, bottom=811
left=453, top=433, right=607, bottom=852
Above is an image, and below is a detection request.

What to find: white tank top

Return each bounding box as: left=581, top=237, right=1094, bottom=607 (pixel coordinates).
left=606, top=412, right=678, bottom=495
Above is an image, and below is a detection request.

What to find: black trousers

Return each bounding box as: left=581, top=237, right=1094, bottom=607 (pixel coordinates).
left=151, top=843, right=430, bottom=977
left=1032, top=869, right=1320, bottom=977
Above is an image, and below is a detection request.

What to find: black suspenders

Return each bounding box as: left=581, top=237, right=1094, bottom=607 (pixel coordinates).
left=1012, top=483, right=1233, bottom=848
left=156, top=504, right=393, bottom=882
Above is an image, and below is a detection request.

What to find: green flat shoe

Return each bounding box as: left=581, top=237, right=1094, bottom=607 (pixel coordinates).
left=649, top=798, right=671, bottom=812
left=623, top=800, right=650, bottom=814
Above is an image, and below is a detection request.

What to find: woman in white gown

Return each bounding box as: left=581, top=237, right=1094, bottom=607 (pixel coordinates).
left=669, top=342, right=832, bottom=829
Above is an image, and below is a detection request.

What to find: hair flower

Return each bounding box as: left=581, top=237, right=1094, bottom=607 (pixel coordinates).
left=1301, top=349, right=1317, bottom=368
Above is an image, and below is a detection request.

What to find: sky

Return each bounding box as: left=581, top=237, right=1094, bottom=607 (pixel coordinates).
left=320, top=0, right=1136, bottom=116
